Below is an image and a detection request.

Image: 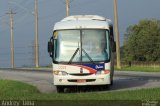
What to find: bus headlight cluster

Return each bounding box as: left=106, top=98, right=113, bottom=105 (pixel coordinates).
left=96, top=70, right=110, bottom=75
left=96, top=71, right=102, bottom=75
left=53, top=71, right=68, bottom=75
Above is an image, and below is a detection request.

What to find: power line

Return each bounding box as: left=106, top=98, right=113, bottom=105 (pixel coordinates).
left=0, top=15, right=6, bottom=18
left=8, top=1, right=34, bottom=26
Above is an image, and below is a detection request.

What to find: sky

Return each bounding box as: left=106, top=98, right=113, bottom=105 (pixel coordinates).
left=0, top=0, right=160, bottom=67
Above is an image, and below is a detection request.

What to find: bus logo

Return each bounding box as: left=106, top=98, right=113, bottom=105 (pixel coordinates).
left=95, top=65, right=104, bottom=69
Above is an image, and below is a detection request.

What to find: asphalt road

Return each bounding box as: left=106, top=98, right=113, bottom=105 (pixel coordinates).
left=0, top=68, right=160, bottom=93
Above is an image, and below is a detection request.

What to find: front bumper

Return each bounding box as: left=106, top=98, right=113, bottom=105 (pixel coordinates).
left=53, top=73, right=111, bottom=86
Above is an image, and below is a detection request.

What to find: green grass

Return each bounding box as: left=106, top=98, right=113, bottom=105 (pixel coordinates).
left=0, top=80, right=40, bottom=100
left=115, top=66, right=160, bottom=72
left=0, top=80, right=160, bottom=100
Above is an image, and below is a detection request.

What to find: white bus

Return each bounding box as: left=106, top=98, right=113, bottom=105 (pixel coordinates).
left=48, top=15, right=116, bottom=92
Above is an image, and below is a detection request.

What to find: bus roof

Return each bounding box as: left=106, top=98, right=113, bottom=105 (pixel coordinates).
left=53, top=15, right=112, bottom=31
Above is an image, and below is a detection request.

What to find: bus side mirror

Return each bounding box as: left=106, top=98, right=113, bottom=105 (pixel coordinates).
left=112, top=41, right=116, bottom=52
left=48, top=41, right=53, bottom=57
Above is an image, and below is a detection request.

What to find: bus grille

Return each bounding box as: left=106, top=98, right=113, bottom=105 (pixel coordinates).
left=69, top=73, right=93, bottom=76
left=68, top=79, right=96, bottom=82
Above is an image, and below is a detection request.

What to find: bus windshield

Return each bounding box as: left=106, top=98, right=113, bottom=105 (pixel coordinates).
left=54, top=29, right=110, bottom=63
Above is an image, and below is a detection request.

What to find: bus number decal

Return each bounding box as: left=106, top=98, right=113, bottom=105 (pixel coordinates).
left=58, top=65, right=66, bottom=70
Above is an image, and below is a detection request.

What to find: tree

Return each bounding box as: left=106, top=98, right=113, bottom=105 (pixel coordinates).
left=123, top=19, right=160, bottom=62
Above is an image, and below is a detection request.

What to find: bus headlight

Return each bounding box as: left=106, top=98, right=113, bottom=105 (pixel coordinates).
left=53, top=70, right=59, bottom=75
left=53, top=71, right=68, bottom=75
left=59, top=71, right=68, bottom=75
left=96, top=70, right=110, bottom=75
left=96, top=71, right=102, bottom=75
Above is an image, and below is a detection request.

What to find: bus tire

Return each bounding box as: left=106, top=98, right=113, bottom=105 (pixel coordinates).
left=101, top=85, right=110, bottom=90
left=110, top=79, right=113, bottom=86
left=56, top=86, right=64, bottom=93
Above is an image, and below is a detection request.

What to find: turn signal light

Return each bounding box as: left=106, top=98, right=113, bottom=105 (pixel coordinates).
left=53, top=71, right=59, bottom=75
left=96, top=70, right=110, bottom=75
left=104, top=70, right=110, bottom=74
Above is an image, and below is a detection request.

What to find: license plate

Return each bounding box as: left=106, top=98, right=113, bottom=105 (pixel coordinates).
left=77, top=79, right=86, bottom=83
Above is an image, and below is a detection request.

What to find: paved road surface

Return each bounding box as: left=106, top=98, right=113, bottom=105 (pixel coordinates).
left=0, top=69, right=160, bottom=93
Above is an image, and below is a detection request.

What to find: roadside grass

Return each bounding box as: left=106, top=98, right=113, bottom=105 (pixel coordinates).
left=115, top=66, right=160, bottom=72
left=0, top=80, right=40, bottom=100
left=0, top=80, right=160, bottom=100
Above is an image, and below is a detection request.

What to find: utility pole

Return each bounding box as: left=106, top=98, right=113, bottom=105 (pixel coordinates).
left=113, top=0, right=121, bottom=69
left=66, top=0, right=69, bottom=17
left=35, top=0, right=39, bottom=67
left=6, top=9, right=16, bottom=68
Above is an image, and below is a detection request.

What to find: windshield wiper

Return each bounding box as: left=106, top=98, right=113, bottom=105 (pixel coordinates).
left=82, top=49, right=95, bottom=64
left=68, top=48, right=95, bottom=64
left=68, top=48, right=79, bottom=64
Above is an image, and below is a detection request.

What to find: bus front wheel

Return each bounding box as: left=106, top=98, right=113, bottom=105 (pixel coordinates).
left=110, top=79, right=113, bottom=85
left=56, top=86, right=64, bottom=93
